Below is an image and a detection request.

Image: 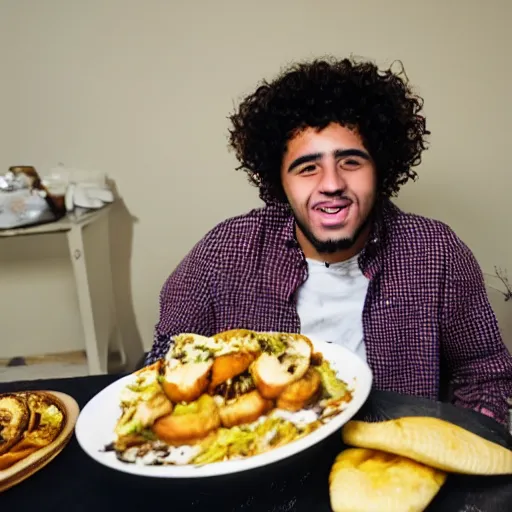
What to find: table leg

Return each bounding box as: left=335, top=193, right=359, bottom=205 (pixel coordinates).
left=66, top=216, right=121, bottom=375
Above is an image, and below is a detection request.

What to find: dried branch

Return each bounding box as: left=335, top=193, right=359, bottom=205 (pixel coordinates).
left=494, top=266, right=512, bottom=301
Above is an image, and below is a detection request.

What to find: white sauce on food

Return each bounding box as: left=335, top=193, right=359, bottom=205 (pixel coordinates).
left=271, top=409, right=319, bottom=428
left=122, top=445, right=201, bottom=466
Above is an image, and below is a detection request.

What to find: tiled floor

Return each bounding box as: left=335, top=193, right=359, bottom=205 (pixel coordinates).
left=0, top=350, right=124, bottom=382
left=0, top=362, right=89, bottom=382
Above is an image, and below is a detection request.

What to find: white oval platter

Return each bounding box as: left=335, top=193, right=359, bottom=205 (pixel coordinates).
left=75, top=339, right=372, bottom=478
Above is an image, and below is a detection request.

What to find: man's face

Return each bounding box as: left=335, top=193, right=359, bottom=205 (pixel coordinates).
left=281, top=123, right=377, bottom=259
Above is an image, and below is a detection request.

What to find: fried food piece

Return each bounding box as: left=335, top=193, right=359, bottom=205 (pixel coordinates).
left=0, top=394, right=30, bottom=455
left=329, top=447, right=447, bottom=512
left=114, top=393, right=173, bottom=440
left=152, top=394, right=221, bottom=444
left=315, top=360, right=350, bottom=400
left=0, top=448, right=36, bottom=470
left=209, top=352, right=256, bottom=392
left=219, top=390, right=273, bottom=428
left=213, top=371, right=256, bottom=401
left=134, top=360, right=162, bottom=375
left=161, top=361, right=213, bottom=403
left=213, top=329, right=255, bottom=342
left=251, top=333, right=311, bottom=399
left=132, top=393, right=172, bottom=426
left=251, top=353, right=294, bottom=399
left=115, top=362, right=172, bottom=439
left=342, top=417, right=512, bottom=475
left=0, top=391, right=66, bottom=471
left=277, top=368, right=321, bottom=412
left=113, top=433, right=149, bottom=452
left=310, top=352, right=323, bottom=366
left=212, top=329, right=262, bottom=356
left=290, top=333, right=314, bottom=352
left=119, top=361, right=163, bottom=408
left=22, top=392, right=65, bottom=447
left=256, top=332, right=314, bottom=353
left=168, top=333, right=213, bottom=357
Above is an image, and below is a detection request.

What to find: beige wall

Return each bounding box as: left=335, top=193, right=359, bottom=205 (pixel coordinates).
left=1, top=0, right=511, bottom=365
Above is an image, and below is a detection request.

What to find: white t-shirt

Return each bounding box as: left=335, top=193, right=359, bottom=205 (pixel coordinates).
left=296, top=255, right=369, bottom=361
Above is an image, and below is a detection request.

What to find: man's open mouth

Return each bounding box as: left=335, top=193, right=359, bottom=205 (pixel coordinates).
left=318, top=206, right=346, bottom=214
left=312, top=201, right=353, bottom=227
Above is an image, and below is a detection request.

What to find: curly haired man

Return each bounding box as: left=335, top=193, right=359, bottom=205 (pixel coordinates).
left=146, top=57, right=512, bottom=425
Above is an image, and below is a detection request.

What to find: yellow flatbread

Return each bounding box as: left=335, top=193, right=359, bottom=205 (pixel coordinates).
left=342, top=417, right=512, bottom=475
left=329, top=447, right=446, bottom=512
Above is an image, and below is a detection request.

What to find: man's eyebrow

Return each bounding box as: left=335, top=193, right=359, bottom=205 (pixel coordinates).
left=334, top=149, right=371, bottom=160
left=287, top=148, right=371, bottom=173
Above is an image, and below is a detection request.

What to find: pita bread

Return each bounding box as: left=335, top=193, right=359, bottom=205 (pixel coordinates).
left=342, top=417, right=512, bottom=475
left=329, top=447, right=446, bottom=512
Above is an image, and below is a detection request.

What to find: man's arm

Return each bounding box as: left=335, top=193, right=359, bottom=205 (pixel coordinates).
left=144, top=236, right=217, bottom=365
left=441, top=231, right=512, bottom=425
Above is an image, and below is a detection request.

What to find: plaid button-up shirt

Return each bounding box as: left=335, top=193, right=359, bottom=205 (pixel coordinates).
left=147, top=199, right=512, bottom=425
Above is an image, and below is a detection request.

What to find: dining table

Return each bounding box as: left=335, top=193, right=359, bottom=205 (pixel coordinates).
left=1, top=373, right=511, bottom=511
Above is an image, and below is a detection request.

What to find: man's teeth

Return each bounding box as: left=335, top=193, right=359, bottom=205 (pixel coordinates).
left=320, top=207, right=343, bottom=214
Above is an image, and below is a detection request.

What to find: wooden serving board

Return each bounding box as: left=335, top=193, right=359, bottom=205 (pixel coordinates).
left=0, top=391, right=80, bottom=493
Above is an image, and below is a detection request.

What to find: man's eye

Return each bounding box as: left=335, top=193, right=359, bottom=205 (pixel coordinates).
left=342, top=159, right=362, bottom=168
left=299, top=165, right=316, bottom=174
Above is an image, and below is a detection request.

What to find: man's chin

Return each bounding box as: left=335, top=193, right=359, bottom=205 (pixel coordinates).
left=304, top=222, right=372, bottom=254
left=294, top=210, right=372, bottom=256
left=313, top=237, right=357, bottom=254
left=311, top=226, right=355, bottom=243
left=313, top=229, right=352, bottom=243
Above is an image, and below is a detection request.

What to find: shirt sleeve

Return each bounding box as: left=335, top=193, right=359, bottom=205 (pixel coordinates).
left=441, top=231, right=512, bottom=425
left=144, top=235, right=217, bottom=365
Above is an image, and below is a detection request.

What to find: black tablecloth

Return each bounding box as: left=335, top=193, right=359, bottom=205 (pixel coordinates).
left=1, top=374, right=511, bottom=511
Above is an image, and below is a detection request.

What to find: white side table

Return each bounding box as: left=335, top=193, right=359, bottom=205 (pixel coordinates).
left=0, top=204, right=126, bottom=375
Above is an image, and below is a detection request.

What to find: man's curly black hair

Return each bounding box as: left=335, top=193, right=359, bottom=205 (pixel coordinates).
left=228, top=57, right=429, bottom=204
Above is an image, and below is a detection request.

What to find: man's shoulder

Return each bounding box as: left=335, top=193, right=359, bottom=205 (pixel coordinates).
left=389, top=204, right=466, bottom=253
left=380, top=205, right=480, bottom=280
left=193, top=205, right=292, bottom=262
left=207, top=204, right=291, bottom=240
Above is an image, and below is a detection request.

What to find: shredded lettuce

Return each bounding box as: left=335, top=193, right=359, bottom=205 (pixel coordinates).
left=256, top=334, right=287, bottom=355
left=116, top=418, right=143, bottom=437
left=315, top=361, right=348, bottom=399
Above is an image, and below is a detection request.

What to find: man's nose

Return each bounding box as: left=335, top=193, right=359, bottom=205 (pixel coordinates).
left=319, top=166, right=346, bottom=195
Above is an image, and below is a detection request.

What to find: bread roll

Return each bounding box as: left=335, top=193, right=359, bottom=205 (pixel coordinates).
left=219, top=390, right=273, bottom=427
left=251, top=336, right=312, bottom=399
left=276, top=368, right=321, bottom=411
left=161, top=361, right=212, bottom=403
left=329, top=447, right=446, bottom=512
left=152, top=394, right=220, bottom=444
left=209, top=352, right=255, bottom=392
left=342, top=417, right=512, bottom=475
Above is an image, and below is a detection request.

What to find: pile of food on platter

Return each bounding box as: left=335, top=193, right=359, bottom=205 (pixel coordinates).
left=107, top=329, right=354, bottom=466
